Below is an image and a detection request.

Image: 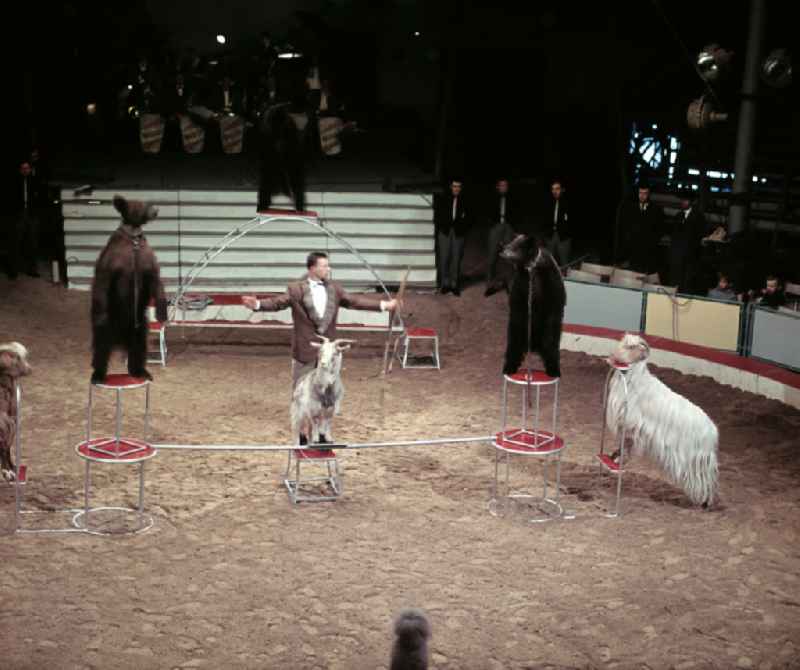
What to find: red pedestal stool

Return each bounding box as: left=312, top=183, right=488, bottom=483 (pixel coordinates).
left=597, top=360, right=630, bottom=517
left=87, top=374, right=151, bottom=458
left=401, top=327, right=440, bottom=369
left=490, top=370, right=566, bottom=522
left=148, top=321, right=167, bottom=366
left=73, top=438, right=157, bottom=534
left=284, top=447, right=342, bottom=503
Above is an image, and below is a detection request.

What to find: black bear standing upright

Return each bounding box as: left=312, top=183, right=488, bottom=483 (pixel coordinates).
left=256, top=104, right=306, bottom=212
left=500, top=234, right=566, bottom=378
left=90, top=195, right=168, bottom=383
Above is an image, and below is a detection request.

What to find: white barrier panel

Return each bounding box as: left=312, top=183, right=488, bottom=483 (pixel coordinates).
left=564, top=280, right=643, bottom=332
left=750, top=306, right=800, bottom=371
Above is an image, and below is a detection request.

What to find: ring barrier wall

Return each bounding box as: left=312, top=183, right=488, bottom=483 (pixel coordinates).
left=747, top=305, right=800, bottom=372
left=644, top=291, right=743, bottom=353
left=563, top=280, right=644, bottom=332
left=563, top=279, right=798, bottom=406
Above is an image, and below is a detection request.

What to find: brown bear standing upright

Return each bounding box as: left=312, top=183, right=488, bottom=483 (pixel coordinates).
left=499, top=234, right=566, bottom=378
left=90, top=195, right=167, bottom=383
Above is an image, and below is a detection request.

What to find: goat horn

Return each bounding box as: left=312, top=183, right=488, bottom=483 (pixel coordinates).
left=316, top=334, right=330, bottom=342
left=334, top=339, right=357, bottom=346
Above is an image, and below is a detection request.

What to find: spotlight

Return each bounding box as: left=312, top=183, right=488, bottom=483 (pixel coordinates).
left=687, top=96, right=728, bottom=130
left=414, top=31, right=420, bottom=37
left=761, top=48, right=792, bottom=88
left=278, top=51, right=303, bottom=59
left=86, top=102, right=97, bottom=115
left=696, top=44, right=734, bottom=82
left=216, top=34, right=226, bottom=45
left=127, top=84, right=133, bottom=90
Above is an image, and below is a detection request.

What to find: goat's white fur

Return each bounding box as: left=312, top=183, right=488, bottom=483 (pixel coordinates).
left=606, top=333, right=719, bottom=506
left=290, top=336, right=354, bottom=444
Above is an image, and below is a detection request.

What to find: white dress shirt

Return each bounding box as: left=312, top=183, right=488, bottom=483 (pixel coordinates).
left=308, top=277, right=327, bottom=318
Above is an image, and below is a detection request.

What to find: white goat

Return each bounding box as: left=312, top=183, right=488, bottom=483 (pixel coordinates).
left=606, top=333, right=719, bottom=507
left=291, top=336, right=354, bottom=445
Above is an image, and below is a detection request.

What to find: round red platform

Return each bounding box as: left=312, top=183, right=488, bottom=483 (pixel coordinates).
left=76, top=438, right=157, bottom=463
left=406, top=327, right=437, bottom=337
left=92, top=374, right=151, bottom=389
left=504, top=370, right=559, bottom=385
left=493, top=429, right=565, bottom=455
left=296, top=448, right=337, bottom=460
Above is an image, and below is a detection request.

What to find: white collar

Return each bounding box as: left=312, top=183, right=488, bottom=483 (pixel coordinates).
left=308, top=276, right=325, bottom=287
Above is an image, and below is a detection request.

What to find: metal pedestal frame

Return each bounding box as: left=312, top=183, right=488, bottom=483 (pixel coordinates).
left=284, top=447, right=342, bottom=503
left=73, top=440, right=158, bottom=535
left=401, top=328, right=441, bottom=369
left=87, top=375, right=151, bottom=458
left=598, top=362, right=630, bottom=518
left=490, top=371, right=567, bottom=523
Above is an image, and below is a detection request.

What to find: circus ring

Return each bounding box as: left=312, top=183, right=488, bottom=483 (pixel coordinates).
left=3, top=272, right=800, bottom=668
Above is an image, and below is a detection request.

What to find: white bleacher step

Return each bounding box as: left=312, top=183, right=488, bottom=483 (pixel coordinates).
left=65, top=248, right=435, bottom=266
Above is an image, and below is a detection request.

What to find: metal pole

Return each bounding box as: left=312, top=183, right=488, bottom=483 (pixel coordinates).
left=14, top=384, right=22, bottom=531
left=152, top=435, right=494, bottom=452
left=728, top=0, right=766, bottom=236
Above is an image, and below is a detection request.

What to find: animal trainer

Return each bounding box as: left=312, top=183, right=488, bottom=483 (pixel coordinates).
left=243, top=251, right=398, bottom=445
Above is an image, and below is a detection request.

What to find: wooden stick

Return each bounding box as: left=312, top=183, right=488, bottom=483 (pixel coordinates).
left=382, top=267, right=411, bottom=375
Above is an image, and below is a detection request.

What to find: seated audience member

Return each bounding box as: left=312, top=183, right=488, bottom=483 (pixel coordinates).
left=757, top=275, right=787, bottom=309
left=707, top=272, right=738, bottom=302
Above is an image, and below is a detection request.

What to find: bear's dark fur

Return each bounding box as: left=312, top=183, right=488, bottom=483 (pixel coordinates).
left=90, top=195, right=167, bottom=383
left=256, top=104, right=306, bottom=212
left=500, top=234, right=566, bottom=378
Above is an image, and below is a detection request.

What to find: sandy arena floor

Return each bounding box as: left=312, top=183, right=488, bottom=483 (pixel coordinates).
left=2, top=277, right=800, bottom=670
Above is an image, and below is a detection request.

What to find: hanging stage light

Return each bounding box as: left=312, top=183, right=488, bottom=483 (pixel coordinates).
left=761, top=48, right=792, bottom=88
left=696, top=44, right=734, bottom=82
left=686, top=96, right=728, bottom=129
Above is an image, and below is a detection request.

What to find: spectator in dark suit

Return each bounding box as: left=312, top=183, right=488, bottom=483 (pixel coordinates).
left=618, top=184, right=664, bottom=274
left=542, top=179, right=572, bottom=267
left=434, top=178, right=469, bottom=296
left=6, top=161, right=40, bottom=279
left=669, top=196, right=707, bottom=292
left=485, top=178, right=520, bottom=294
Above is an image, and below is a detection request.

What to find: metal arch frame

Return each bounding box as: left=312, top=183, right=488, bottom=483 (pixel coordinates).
left=169, top=210, right=404, bottom=330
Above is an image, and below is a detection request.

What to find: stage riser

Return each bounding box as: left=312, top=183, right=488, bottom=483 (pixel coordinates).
left=65, top=219, right=434, bottom=235
left=66, top=234, right=434, bottom=251
left=67, top=264, right=435, bottom=282
left=69, top=279, right=436, bottom=293
left=67, top=249, right=435, bottom=266
left=62, top=188, right=437, bottom=293
left=64, top=204, right=433, bottom=221
left=62, top=190, right=431, bottom=206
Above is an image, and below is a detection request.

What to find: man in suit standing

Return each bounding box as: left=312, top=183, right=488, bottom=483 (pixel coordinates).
left=543, top=179, right=572, bottom=267
left=242, top=252, right=398, bottom=442
left=669, top=196, right=707, bottom=293
left=434, top=178, right=469, bottom=296
left=485, top=178, right=520, bottom=295
left=618, top=183, right=664, bottom=274
left=6, top=161, right=41, bottom=279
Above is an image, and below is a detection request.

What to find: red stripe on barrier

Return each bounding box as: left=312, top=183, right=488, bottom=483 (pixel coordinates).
left=563, top=324, right=800, bottom=390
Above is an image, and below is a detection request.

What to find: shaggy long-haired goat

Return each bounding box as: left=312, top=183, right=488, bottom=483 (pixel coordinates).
left=606, top=333, right=719, bottom=507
